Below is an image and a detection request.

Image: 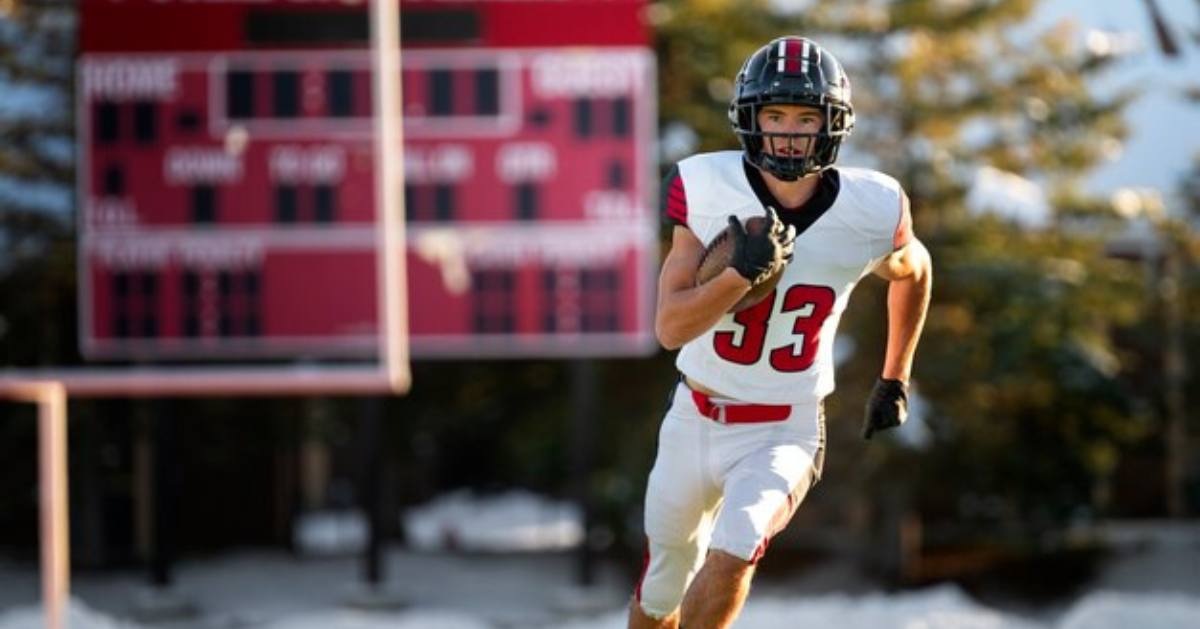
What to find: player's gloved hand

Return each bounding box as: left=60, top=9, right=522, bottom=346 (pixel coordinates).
left=768, top=206, right=797, bottom=264
left=862, top=378, right=908, bottom=440
left=728, top=208, right=787, bottom=285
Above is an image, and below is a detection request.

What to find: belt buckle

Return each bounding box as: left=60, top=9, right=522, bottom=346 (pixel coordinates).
left=713, top=405, right=728, bottom=424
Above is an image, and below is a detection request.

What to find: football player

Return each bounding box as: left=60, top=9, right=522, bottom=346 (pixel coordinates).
left=629, top=36, right=933, bottom=629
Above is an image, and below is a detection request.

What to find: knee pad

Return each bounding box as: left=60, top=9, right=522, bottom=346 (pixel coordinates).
left=636, top=539, right=705, bottom=619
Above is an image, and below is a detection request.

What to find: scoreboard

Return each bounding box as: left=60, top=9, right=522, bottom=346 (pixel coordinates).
left=77, top=0, right=657, bottom=361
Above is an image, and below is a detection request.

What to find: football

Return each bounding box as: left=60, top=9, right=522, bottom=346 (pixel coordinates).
left=695, top=215, right=786, bottom=313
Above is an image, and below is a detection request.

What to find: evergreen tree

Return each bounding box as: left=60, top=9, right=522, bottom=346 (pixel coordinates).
left=0, top=0, right=78, bottom=365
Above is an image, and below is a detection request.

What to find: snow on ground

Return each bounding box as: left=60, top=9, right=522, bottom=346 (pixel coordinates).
left=1, top=492, right=1199, bottom=629
left=4, top=585, right=1200, bottom=629
left=401, top=489, right=584, bottom=553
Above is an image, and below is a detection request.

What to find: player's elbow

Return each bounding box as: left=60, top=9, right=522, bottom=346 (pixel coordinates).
left=885, top=238, right=933, bottom=285
left=656, top=322, right=685, bottom=351
left=655, top=316, right=691, bottom=351
left=912, top=239, right=933, bottom=277
left=909, top=243, right=933, bottom=293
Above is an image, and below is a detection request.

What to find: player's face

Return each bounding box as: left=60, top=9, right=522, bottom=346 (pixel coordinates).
left=757, top=104, right=824, bottom=157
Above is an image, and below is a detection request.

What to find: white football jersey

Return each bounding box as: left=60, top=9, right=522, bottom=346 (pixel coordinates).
left=666, top=151, right=912, bottom=405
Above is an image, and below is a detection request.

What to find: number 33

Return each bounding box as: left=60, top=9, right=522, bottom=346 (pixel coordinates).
left=713, top=284, right=836, bottom=372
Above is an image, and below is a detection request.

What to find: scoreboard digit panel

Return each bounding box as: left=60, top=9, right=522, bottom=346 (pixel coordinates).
left=407, top=222, right=654, bottom=357
left=82, top=53, right=377, bottom=230
left=402, top=47, right=657, bottom=357
left=85, top=238, right=378, bottom=358
left=79, top=47, right=382, bottom=358
left=78, top=0, right=657, bottom=360
left=403, top=49, right=651, bottom=223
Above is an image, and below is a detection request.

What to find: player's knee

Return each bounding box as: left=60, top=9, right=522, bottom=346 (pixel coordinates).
left=638, top=540, right=703, bottom=619
left=709, top=507, right=772, bottom=563
left=705, top=548, right=754, bottom=580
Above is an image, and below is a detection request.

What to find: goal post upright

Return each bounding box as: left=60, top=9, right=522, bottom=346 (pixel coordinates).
left=0, top=382, right=68, bottom=629
left=373, top=0, right=410, bottom=395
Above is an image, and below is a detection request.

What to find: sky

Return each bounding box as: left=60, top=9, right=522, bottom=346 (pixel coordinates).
left=764, top=0, right=1198, bottom=218
left=1029, top=0, right=1199, bottom=203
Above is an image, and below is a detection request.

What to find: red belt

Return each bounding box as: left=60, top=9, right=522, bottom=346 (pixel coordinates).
left=690, top=390, right=791, bottom=424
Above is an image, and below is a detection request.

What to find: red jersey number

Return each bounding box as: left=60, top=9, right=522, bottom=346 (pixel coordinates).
left=713, top=284, right=836, bottom=372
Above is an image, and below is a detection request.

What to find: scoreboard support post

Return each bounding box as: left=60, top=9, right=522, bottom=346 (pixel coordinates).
left=570, top=359, right=599, bottom=587
left=147, top=400, right=182, bottom=607
left=357, top=396, right=387, bottom=589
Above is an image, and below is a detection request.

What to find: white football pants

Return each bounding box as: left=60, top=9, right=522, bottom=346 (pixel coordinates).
left=636, top=380, right=825, bottom=619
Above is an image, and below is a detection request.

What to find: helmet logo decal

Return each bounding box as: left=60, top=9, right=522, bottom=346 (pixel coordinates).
left=777, top=37, right=814, bottom=76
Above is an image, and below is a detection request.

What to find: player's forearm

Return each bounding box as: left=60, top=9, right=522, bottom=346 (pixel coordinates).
left=881, top=254, right=932, bottom=381
left=656, top=268, right=749, bottom=350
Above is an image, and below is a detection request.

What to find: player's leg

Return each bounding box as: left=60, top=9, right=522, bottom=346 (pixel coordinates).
left=630, top=384, right=722, bottom=627
left=678, top=549, right=754, bottom=629
left=675, top=462, right=794, bottom=629
left=682, top=408, right=826, bottom=629
left=708, top=403, right=825, bottom=561
left=673, top=455, right=814, bottom=629
left=628, top=593, right=678, bottom=629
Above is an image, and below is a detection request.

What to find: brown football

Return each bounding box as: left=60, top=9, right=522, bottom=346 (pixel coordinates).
left=695, top=215, right=785, bottom=313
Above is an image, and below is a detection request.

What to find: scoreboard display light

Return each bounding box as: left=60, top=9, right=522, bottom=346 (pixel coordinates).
left=78, top=0, right=657, bottom=360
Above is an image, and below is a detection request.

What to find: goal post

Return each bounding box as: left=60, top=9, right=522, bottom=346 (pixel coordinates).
left=0, top=382, right=67, bottom=629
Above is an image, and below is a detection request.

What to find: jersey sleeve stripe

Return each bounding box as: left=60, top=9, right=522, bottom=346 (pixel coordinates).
left=664, top=170, right=688, bottom=225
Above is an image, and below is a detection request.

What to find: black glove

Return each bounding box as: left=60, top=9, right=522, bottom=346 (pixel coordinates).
left=862, top=378, right=908, bottom=440
left=729, top=209, right=787, bottom=285
left=769, top=206, right=797, bottom=264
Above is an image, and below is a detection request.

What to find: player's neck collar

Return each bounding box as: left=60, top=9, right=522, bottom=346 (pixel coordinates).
left=743, top=162, right=840, bottom=234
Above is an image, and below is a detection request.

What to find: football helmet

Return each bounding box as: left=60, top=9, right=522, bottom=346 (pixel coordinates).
left=729, top=37, right=855, bottom=180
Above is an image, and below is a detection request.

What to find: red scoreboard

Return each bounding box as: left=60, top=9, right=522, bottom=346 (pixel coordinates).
left=78, top=0, right=657, bottom=361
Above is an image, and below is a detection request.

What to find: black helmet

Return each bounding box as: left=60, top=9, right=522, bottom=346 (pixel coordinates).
left=729, top=36, right=855, bottom=180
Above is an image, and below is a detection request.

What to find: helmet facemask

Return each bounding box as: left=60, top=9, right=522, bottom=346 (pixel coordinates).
left=733, top=101, right=853, bottom=181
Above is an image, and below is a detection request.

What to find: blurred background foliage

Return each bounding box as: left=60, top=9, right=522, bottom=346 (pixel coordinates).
left=1, top=0, right=1198, bottom=584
